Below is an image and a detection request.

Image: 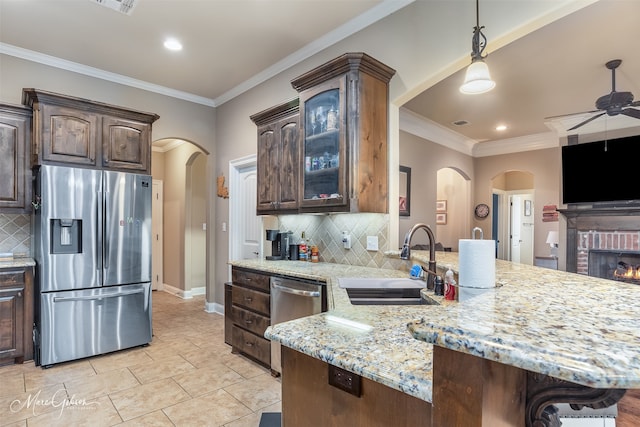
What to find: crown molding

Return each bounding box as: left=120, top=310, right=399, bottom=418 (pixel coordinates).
left=399, top=107, right=562, bottom=158
left=0, top=43, right=217, bottom=107
left=399, top=107, right=475, bottom=156
left=472, top=132, right=559, bottom=157
left=152, top=139, right=187, bottom=153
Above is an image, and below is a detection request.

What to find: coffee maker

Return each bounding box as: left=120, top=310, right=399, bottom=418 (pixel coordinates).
left=266, top=230, right=292, bottom=260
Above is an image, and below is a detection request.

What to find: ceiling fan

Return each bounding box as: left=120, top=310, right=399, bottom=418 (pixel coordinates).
left=549, top=59, right=640, bottom=131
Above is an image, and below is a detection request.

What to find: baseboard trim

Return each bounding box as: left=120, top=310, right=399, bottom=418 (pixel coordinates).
left=162, top=284, right=204, bottom=299
left=206, top=302, right=224, bottom=315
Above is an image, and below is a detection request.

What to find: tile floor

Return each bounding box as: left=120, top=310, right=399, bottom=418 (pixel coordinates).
left=0, top=291, right=281, bottom=426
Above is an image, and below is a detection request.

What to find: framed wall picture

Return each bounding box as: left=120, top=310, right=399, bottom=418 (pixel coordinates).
left=436, top=200, right=447, bottom=212
left=436, top=213, right=447, bottom=225
left=399, top=166, right=411, bottom=216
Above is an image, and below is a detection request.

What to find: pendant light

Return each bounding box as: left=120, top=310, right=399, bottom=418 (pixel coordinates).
left=460, top=0, right=495, bottom=94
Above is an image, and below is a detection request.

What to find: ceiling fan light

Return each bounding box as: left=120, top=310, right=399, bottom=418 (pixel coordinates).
left=460, top=60, right=496, bottom=94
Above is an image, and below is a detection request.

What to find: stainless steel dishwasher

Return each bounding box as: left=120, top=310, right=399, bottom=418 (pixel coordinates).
left=270, top=276, right=326, bottom=375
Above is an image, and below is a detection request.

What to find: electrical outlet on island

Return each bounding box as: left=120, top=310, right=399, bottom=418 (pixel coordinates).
left=366, top=236, right=378, bottom=251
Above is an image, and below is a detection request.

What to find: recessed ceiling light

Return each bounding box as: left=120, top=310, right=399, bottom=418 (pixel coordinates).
left=164, top=38, right=183, bottom=51
left=495, top=124, right=507, bottom=131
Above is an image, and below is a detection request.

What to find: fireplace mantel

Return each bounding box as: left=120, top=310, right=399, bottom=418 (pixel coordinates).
left=559, top=204, right=640, bottom=273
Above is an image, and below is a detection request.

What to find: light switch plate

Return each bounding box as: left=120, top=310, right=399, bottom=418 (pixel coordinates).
left=366, top=236, right=378, bottom=251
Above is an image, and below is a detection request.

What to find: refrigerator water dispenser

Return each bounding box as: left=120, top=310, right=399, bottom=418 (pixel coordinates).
left=50, top=219, right=82, bottom=254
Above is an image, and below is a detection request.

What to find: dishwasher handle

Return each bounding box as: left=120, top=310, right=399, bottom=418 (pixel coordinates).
left=271, top=282, right=320, bottom=298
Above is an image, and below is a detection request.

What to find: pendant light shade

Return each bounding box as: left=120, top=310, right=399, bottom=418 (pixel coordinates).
left=460, top=0, right=495, bottom=95
left=460, top=60, right=495, bottom=94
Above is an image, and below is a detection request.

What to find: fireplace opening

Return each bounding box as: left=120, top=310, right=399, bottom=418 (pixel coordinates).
left=588, top=250, right=640, bottom=284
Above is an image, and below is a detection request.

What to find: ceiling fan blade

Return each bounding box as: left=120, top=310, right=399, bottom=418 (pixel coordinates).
left=621, top=107, right=640, bottom=120
left=567, top=112, right=606, bottom=131
left=544, top=109, right=601, bottom=120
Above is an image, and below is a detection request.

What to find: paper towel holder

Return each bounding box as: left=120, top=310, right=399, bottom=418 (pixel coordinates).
left=471, top=227, right=484, bottom=239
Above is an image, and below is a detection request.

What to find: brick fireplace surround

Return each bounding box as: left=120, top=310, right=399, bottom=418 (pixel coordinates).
left=559, top=205, right=640, bottom=274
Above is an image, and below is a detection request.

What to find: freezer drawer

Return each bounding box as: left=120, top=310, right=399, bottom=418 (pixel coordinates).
left=37, top=283, right=152, bottom=366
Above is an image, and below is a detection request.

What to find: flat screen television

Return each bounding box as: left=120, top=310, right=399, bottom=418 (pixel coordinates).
left=562, top=134, right=640, bottom=204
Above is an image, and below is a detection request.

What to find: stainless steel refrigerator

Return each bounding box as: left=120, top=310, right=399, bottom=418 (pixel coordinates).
left=33, top=165, right=153, bottom=367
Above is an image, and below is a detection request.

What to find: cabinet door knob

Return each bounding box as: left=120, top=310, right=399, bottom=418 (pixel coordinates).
left=245, top=319, right=253, bottom=325
left=244, top=296, right=253, bottom=302
left=18, top=291, right=22, bottom=297
left=245, top=341, right=254, bottom=347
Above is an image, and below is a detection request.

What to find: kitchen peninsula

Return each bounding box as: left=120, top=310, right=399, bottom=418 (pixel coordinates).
left=231, top=252, right=639, bottom=426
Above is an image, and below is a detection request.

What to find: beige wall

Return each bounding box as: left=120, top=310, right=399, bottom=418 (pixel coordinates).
left=474, top=147, right=561, bottom=258
left=436, top=168, right=470, bottom=252
left=151, top=151, right=166, bottom=180
left=399, top=131, right=563, bottom=257
left=187, top=154, right=207, bottom=290
left=399, top=131, right=474, bottom=249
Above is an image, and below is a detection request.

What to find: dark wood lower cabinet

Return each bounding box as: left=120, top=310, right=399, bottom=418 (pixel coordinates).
left=226, top=267, right=271, bottom=368
left=281, top=346, right=432, bottom=427
left=0, top=265, right=34, bottom=364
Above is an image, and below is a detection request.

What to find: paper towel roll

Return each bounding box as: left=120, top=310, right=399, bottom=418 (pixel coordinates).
left=458, top=239, right=496, bottom=288
left=458, top=286, right=494, bottom=301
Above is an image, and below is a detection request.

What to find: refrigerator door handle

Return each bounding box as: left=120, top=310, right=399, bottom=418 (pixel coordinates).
left=52, top=288, right=145, bottom=303
left=101, top=187, right=108, bottom=271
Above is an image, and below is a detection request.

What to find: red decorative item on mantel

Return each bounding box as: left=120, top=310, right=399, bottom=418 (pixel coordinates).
left=542, top=204, right=558, bottom=222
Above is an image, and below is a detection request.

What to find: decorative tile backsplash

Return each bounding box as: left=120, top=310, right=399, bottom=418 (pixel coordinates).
left=278, top=213, right=403, bottom=269
left=0, top=214, right=31, bottom=256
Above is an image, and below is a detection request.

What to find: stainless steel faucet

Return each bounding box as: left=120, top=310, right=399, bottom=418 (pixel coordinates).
left=401, top=223, right=437, bottom=289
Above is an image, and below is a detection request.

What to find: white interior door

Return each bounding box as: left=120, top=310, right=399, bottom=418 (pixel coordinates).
left=229, top=156, right=261, bottom=263
left=520, top=198, right=534, bottom=265
left=510, top=195, right=522, bottom=263
left=509, top=194, right=535, bottom=265
left=152, top=180, right=163, bottom=290
left=239, top=169, right=260, bottom=259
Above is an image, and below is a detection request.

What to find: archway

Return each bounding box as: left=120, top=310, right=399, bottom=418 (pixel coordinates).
left=185, top=152, right=207, bottom=295
left=151, top=138, right=210, bottom=299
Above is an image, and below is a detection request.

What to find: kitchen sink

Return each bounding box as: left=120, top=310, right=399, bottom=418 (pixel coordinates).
left=337, top=277, right=439, bottom=306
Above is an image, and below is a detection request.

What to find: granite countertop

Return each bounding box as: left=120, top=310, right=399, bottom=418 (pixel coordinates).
left=0, top=256, right=36, bottom=269
left=231, top=252, right=640, bottom=404
left=231, top=254, right=457, bottom=403
left=408, top=258, right=640, bottom=390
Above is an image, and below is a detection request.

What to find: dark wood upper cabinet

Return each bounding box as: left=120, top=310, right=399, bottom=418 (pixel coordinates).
left=251, top=99, right=299, bottom=214
left=102, top=115, right=151, bottom=172
left=292, top=52, right=395, bottom=213
left=0, top=103, right=32, bottom=213
left=22, top=88, right=159, bottom=174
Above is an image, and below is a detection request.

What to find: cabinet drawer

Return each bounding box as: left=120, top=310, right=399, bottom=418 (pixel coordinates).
left=232, top=268, right=270, bottom=292
left=231, top=305, right=270, bottom=336
left=0, top=270, right=25, bottom=287
left=232, top=286, right=270, bottom=316
left=231, top=325, right=270, bottom=365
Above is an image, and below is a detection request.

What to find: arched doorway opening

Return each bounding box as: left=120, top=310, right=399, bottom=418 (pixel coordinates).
left=151, top=138, right=209, bottom=300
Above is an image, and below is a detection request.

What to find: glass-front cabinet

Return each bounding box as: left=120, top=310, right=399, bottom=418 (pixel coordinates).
left=292, top=53, right=395, bottom=213
left=300, top=80, right=346, bottom=210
